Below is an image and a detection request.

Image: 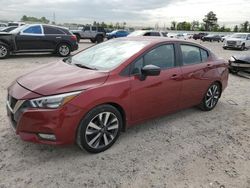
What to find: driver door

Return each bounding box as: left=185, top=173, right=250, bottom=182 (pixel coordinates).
left=129, top=44, right=182, bottom=123
left=15, top=25, right=45, bottom=50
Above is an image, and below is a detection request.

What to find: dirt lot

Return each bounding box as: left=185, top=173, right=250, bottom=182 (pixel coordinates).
left=0, top=40, right=249, bottom=188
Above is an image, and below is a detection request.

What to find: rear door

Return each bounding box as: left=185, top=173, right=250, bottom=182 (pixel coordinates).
left=43, top=25, right=67, bottom=49
left=179, top=44, right=214, bottom=108
left=129, top=43, right=182, bottom=122
left=15, top=25, right=45, bottom=50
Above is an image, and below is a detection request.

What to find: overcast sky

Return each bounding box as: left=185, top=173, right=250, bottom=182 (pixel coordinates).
left=0, top=0, right=249, bottom=27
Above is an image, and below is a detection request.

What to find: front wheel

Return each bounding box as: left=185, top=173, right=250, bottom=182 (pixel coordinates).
left=57, top=43, right=71, bottom=57
left=0, top=44, right=10, bottom=59
left=241, top=44, right=245, bottom=51
left=199, top=82, right=221, bottom=111
left=77, top=105, right=122, bottom=153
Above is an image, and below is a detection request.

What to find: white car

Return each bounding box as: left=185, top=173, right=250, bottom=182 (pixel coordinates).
left=223, top=33, right=250, bottom=50
left=127, top=30, right=167, bottom=37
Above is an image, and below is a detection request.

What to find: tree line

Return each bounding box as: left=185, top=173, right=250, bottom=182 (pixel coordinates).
left=170, top=11, right=250, bottom=32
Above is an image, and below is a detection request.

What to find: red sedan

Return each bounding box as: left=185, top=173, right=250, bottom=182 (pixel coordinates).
left=7, top=37, right=229, bottom=153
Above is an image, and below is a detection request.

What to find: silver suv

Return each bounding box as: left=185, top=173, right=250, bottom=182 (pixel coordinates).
left=223, top=33, right=250, bottom=50
left=71, top=25, right=106, bottom=43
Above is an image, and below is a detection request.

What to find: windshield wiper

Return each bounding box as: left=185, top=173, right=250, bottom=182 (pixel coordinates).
left=74, top=63, right=98, bottom=70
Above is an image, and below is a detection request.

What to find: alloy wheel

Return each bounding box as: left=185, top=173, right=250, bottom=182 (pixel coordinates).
left=59, top=45, right=70, bottom=56
left=0, top=45, right=7, bottom=58
left=85, top=112, right=119, bottom=149
left=205, top=84, right=220, bottom=109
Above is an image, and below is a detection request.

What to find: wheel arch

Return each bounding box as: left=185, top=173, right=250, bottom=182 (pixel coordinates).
left=56, top=41, right=72, bottom=51
left=214, top=80, right=223, bottom=98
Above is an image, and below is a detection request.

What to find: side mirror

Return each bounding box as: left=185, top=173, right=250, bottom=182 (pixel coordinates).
left=138, top=65, right=161, bottom=81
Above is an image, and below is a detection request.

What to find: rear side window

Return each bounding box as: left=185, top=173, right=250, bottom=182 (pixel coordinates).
left=150, top=32, right=161, bottom=36
left=43, top=26, right=65, bottom=35
left=181, top=45, right=209, bottom=65
left=85, top=26, right=90, bottom=31
left=92, top=27, right=97, bottom=31
left=23, top=25, right=42, bottom=34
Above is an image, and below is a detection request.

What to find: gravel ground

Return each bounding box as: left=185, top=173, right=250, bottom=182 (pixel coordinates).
left=0, top=39, right=249, bottom=188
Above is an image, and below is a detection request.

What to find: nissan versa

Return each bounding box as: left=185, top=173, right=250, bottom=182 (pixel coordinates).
left=7, top=37, right=229, bottom=153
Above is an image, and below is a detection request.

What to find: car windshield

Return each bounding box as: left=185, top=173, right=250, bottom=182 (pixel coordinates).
left=128, top=30, right=146, bottom=37
left=71, top=40, right=150, bottom=71
left=231, top=34, right=247, bottom=39
left=9, top=25, right=28, bottom=34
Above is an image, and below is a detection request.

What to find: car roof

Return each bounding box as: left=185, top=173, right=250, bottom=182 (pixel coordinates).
left=113, top=37, right=211, bottom=51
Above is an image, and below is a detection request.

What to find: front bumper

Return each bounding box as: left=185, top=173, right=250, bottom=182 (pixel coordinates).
left=6, top=93, right=84, bottom=145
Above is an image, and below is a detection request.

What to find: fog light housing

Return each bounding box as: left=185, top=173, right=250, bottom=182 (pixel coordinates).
left=38, top=133, right=56, bottom=141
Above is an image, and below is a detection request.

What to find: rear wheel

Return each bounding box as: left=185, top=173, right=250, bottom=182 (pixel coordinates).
left=199, top=82, right=221, bottom=111
left=77, top=105, right=122, bottom=153
left=57, top=43, right=71, bottom=57
left=96, top=35, right=104, bottom=43
left=0, top=44, right=9, bottom=59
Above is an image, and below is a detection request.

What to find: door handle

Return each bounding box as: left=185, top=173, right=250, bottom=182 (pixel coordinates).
left=207, top=63, right=212, bottom=67
left=56, top=37, right=62, bottom=39
left=171, top=74, right=179, bottom=80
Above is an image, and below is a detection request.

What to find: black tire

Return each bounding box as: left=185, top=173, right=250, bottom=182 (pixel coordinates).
left=57, top=43, right=71, bottom=57
left=90, top=39, right=96, bottom=43
left=76, top=35, right=81, bottom=43
left=0, top=44, right=10, bottom=59
left=199, top=82, right=221, bottom=111
left=96, top=35, right=104, bottom=43
left=223, top=46, right=227, bottom=50
left=241, top=44, right=245, bottom=51
left=77, top=104, right=122, bottom=153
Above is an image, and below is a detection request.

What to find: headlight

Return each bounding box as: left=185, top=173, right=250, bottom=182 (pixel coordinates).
left=30, top=91, right=81, bottom=109
left=229, top=56, right=235, bottom=62
left=236, top=41, right=242, bottom=45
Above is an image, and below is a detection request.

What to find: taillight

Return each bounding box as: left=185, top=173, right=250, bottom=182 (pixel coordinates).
left=71, top=35, right=77, bottom=41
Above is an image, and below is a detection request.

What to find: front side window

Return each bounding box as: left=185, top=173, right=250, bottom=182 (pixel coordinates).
left=84, top=26, right=90, bottom=31
left=132, top=44, right=175, bottom=74
left=23, top=25, right=42, bottom=34
left=144, top=45, right=175, bottom=68
left=92, top=27, right=97, bottom=31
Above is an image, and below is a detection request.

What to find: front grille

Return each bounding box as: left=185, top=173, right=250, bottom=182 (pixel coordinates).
left=227, top=41, right=236, bottom=46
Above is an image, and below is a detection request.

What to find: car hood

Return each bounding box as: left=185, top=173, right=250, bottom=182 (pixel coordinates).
left=233, top=55, right=250, bottom=63
left=227, top=38, right=245, bottom=42
left=17, top=61, right=109, bottom=96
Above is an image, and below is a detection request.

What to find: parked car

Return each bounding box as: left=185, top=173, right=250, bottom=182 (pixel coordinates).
left=0, top=26, right=18, bottom=33
left=106, top=30, right=129, bottom=39
left=127, top=30, right=167, bottom=37
left=71, top=25, right=106, bottom=43
left=193, top=33, right=208, bottom=40
left=223, top=33, right=250, bottom=50
left=7, top=37, right=228, bottom=153
left=228, top=55, right=250, bottom=74
left=221, top=35, right=231, bottom=42
left=8, top=22, right=25, bottom=27
left=0, top=23, right=7, bottom=29
left=201, top=34, right=222, bottom=42
left=0, top=24, right=78, bottom=59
